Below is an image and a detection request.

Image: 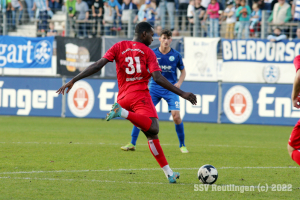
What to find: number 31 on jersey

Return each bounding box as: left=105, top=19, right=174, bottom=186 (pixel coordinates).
left=125, top=57, right=141, bottom=74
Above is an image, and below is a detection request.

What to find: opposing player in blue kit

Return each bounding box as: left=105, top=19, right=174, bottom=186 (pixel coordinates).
left=121, top=29, right=189, bottom=153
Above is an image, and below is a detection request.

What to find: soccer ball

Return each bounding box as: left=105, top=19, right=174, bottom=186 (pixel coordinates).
left=198, top=164, right=218, bottom=184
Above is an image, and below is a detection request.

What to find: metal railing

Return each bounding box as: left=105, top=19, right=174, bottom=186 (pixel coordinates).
left=0, top=7, right=298, bottom=40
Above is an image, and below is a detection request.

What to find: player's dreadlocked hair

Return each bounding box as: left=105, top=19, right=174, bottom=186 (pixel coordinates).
left=135, top=22, right=153, bottom=35
left=160, top=29, right=172, bottom=37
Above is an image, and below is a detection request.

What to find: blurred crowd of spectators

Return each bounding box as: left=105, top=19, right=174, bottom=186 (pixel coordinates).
left=1, top=0, right=300, bottom=39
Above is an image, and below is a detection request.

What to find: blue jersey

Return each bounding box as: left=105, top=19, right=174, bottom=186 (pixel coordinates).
left=149, top=48, right=184, bottom=92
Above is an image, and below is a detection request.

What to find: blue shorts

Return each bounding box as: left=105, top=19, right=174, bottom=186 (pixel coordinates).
left=150, top=89, right=180, bottom=112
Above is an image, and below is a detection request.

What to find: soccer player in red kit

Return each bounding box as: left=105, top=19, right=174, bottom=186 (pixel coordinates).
left=288, top=55, right=300, bottom=166
left=56, top=22, right=197, bottom=183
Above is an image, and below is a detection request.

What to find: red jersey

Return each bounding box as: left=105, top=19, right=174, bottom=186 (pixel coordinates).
left=294, top=55, right=300, bottom=72
left=103, top=41, right=161, bottom=101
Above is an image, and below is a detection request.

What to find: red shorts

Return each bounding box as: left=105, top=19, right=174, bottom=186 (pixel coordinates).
left=289, top=120, right=300, bottom=149
left=118, top=90, right=158, bottom=119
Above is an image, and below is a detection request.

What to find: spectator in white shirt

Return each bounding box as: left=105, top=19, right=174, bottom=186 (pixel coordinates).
left=224, top=0, right=235, bottom=39
left=187, top=0, right=195, bottom=36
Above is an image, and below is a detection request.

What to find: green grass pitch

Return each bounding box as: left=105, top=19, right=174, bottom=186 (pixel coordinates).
left=0, top=116, right=299, bottom=199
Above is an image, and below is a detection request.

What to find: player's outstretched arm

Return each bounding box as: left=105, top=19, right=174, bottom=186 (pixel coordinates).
left=292, top=69, right=300, bottom=108
left=152, top=71, right=197, bottom=105
left=56, top=58, right=109, bottom=95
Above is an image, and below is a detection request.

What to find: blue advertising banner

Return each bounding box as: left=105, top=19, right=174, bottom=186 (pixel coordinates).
left=222, top=39, right=300, bottom=63
left=0, top=77, right=62, bottom=117
left=158, top=81, right=218, bottom=123
left=65, top=79, right=219, bottom=123
left=221, top=83, right=300, bottom=126
left=222, top=39, right=297, bottom=83
left=0, top=36, right=54, bottom=68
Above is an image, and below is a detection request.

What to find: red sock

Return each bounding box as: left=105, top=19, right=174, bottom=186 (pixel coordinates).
left=148, top=139, right=168, bottom=168
left=292, top=150, right=300, bottom=165
left=127, top=112, right=152, bottom=132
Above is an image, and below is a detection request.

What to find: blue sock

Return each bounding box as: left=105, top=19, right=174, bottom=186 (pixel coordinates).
left=131, top=126, right=140, bottom=146
left=175, top=122, right=185, bottom=147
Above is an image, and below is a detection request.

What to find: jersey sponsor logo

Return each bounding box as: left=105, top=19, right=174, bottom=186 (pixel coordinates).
left=121, top=48, right=145, bottom=55
left=68, top=81, right=94, bottom=117
left=224, top=85, right=253, bottom=124
left=160, top=65, right=172, bottom=71
left=169, top=56, right=175, bottom=61
left=126, top=77, right=143, bottom=82
left=263, top=65, right=280, bottom=83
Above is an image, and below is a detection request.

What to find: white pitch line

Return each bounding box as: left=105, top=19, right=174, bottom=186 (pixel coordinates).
left=0, top=176, right=191, bottom=185
left=0, top=142, right=163, bottom=145
left=0, top=168, right=163, bottom=175
left=217, top=166, right=300, bottom=169
left=0, top=142, right=281, bottom=149
left=207, top=144, right=270, bottom=148
left=0, top=177, right=296, bottom=188
left=0, top=142, right=105, bottom=145
left=0, top=166, right=298, bottom=175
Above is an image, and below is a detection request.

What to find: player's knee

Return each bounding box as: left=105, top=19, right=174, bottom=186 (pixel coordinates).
left=150, top=126, right=159, bottom=135
left=172, top=114, right=181, bottom=124
left=173, top=117, right=181, bottom=124
left=147, top=118, right=159, bottom=135
left=146, top=124, right=159, bottom=135
left=287, top=144, right=295, bottom=158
